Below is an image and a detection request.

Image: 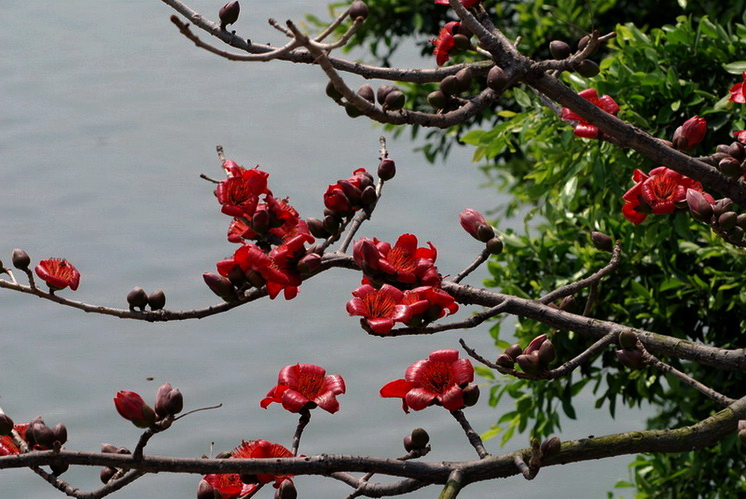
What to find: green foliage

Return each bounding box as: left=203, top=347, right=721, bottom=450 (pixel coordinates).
left=332, top=0, right=746, bottom=493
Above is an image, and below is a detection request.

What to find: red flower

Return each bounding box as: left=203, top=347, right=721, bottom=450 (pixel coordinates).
left=431, top=22, right=460, bottom=66
left=216, top=243, right=290, bottom=298
left=622, top=167, right=714, bottom=224
left=346, top=283, right=412, bottom=334
left=114, top=391, right=156, bottom=428
left=734, top=130, right=746, bottom=144
left=672, top=116, right=707, bottom=150
left=200, top=440, right=294, bottom=498
left=0, top=423, right=28, bottom=456
left=353, top=234, right=440, bottom=287
left=215, top=166, right=270, bottom=218
left=34, top=258, right=80, bottom=291
left=323, top=168, right=375, bottom=214
left=402, top=286, right=459, bottom=326
left=434, top=0, right=481, bottom=7
left=561, top=88, right=620, bottom=139
left=380, top=349, right=475, bottom=413
left=729, top=72, right=746, bottom=104
left=261, top=364, right=346, bottom=414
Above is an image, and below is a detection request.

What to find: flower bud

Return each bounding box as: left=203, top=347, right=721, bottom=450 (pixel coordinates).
left=202, top=273, right=239, bottom=302
left=410, top=427, right=430, bottom=448
left=325, top=81, right=343, bottom=102
left=485, top=237, right=504, bottom=255
left=198, top=479, right=222, bottom=499
left=323, top=214, right=341, bottom=234
left=713, top=198, right=734, bottom=217
left=427, top=90, right=448, bottom=110
left=113, top=391, right=157, bottom=429
left=462, top=384, right=480, bottom=407
left=727, top=141, right=745, bottom=161
left=524, top=334, right=548, bottom=356
left=348, top=0, right=369, bottom=20
left=29, top=420, right=55, bottom=448
left=729, top=226, right=744, bottom=243
left=718, top=212, right=738, bottom=231
left=127, top=287, right=149, bottom=311
left=439, top=75, right=460, bottom=96
left=618, top=330, right=638, bottom=350
left=218, top=1, right=240, bottom=30
left=251, top=208, right=271, bottom=234
left=672, top=116, right=707, bottom=151
left=574, top=59, right=600, bottom=77
left=376, top=84, right=394, bottom=105
left=686, top=189, right=714, bottom=222
left=383, top=90, right=406, bottom=111
left=454, top=68, right=473, bottom=93
left=0, top=413, right=14, bottom=436
left=377, top=158, right=396, bottom=181
left=740, top=429, right=746, bottom=446
left=737, top=213, right=746, bottom=230
left=101, top=443, right=119, bottom=454
left=155, top=382, right=184, bottom=419
left=12, top=248, right=31, bottom=271
left=52, top=423, right=68, bottom=445
left=516, top=353, right=541, bottom=376
left=496, top=353, right=515, bottom=368
left=50, top=461, right=69, bottom=476
left=357, top=84, right=375, bottom=104
left=306, top=218, right=330, bottom=239
left=559, top=295, right=577, bottom=314
left=100, top=466, right=118, bottom=484
left=453, top=33, right=473, bottom=51
left=147, top=289, right=166, bottom=311
left=504, top=344, right=523, bottom=359
left=615, top=348, right=643, bottom=370
left=486, top=66, right=507, bottom=92
left=718, top=156, right=742, bottom=177
left=345, top=102, right=363, bottom=118
left=538, top=339, right=556, bottom=366
left=540, top=436, right=561, bottom=458
left=274, top=480, right=298, bottom=499
left=459, top=209, right=493, bottom=242
left=591, top=231, right=613, bottom=252
left=361, top=185, right=378, bottom=207
left=549, top=40, right=571, bottom=59
left=297, top=252, right=322, bottom=275
left=402, top=434, right=415, bottom=452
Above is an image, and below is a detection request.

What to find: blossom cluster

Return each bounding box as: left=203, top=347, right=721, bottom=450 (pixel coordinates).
left=204, top=160, right=317, bottom=301
left=346, top=234, right=458, bottom=334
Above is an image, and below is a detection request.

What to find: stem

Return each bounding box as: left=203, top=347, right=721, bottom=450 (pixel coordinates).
left=292, top=409, right=311, bottom=456
left=450, top=410, right=488, bottom=459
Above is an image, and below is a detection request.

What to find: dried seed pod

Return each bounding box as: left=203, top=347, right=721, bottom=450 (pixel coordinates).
left=591, top=231, right=613, bottom=252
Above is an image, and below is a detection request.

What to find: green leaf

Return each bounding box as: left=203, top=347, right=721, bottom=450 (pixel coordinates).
left=723, top=61, right=746, bottom=74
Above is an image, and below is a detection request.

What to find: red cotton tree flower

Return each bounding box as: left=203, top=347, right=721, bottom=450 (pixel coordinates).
left=346, top=283, right=413, bottom=334
left=728, top=71, right=746, bottom=103
left=352, top=234, right=440, bottom=287
left=198, top=440, right=294, bottom=498
left=113, top=391, right=156, bottom=429
left=672, top=115, right=707, bottom=150
left=215, top=165, right=270, bottom=218
left=379, top=349, right=475, bottom=413
left=621, top=166, right=714, bottom=224
left=431, top=22, right=461, bottom=66
left=261, top=363, right=346, bottom=414
left=561, top=88, right=620, bottom=138
left=34, top=258, right=80, bottom=291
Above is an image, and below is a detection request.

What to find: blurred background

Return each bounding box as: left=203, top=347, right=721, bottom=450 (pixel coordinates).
left=1, top=1, right=646, bottom=496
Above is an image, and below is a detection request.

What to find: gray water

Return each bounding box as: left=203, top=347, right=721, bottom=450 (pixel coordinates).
left=1, top=1, right=646, bottom=497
